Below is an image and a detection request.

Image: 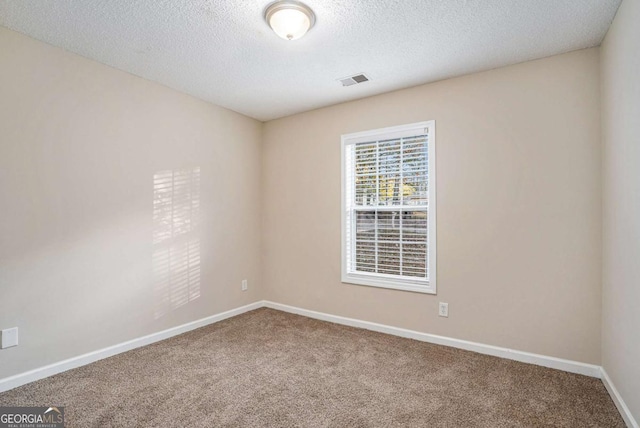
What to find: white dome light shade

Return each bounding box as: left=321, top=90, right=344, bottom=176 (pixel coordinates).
left=265, top=1, right=315, bottom=41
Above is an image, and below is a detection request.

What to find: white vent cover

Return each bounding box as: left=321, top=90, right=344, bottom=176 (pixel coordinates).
left=338, top=73, right=370, bottom=87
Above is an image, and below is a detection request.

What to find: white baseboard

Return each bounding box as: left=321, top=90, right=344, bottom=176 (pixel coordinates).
left=601, top=368, right=639, bottom=428
left=263, top=301, right=602, bottom=378
left=0, top=301, right=263, bottom=393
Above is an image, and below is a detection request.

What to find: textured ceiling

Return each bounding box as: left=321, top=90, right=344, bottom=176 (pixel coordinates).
left=0, top=0, right=622, bottom=121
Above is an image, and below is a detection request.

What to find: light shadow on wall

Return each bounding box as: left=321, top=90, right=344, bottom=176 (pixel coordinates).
left=153, top=167, right=201, bottom=319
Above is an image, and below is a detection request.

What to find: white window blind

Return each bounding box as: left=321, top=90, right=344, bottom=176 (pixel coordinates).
left=342, top=121, right=436, bottom=294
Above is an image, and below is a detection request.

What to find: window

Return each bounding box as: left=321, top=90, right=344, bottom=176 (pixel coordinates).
left=341, top=121, right=436, bottom=294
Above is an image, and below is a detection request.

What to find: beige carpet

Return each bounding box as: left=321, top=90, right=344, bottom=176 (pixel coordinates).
left=0, top=308, right=624, bottom=427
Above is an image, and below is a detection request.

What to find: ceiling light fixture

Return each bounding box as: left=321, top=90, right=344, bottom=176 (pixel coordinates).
left=264, top=1, right=316, bottom=41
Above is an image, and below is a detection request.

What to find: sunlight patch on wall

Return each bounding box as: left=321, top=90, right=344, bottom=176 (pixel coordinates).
left=152, top=167, right=201, bottom=319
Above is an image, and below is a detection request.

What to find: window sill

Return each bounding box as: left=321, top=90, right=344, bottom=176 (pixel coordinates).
left=342, top=273, right=436, bottom=294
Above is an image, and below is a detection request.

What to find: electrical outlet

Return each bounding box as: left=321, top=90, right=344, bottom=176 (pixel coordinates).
left=438, top=302, right=449, bottom=318
left=241, top=279, right=248, bottom=291
left=1, top=327, right=19, bottom=349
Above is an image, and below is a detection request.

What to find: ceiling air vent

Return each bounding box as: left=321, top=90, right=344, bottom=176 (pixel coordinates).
left=338, top=73, right=370, bottom=87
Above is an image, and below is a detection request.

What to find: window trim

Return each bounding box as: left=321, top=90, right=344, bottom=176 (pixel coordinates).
left=341, top=121, right=437, bottom=295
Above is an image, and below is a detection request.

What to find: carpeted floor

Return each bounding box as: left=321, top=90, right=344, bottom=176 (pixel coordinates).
left=0, top=308, right=624, bottom=427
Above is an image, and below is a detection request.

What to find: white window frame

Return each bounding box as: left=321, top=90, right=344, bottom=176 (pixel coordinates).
left=341, top=121, right=436, bottom=294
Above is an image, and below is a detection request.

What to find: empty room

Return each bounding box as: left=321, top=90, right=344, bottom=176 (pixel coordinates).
left=0, top=0, right=638, bottom=426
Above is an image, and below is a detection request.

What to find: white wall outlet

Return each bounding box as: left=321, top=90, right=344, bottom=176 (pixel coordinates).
left=438, top=302, right=449, bottom=318
left=1, top=327, right=19, bottom=349
left=241, top=279, right=248, bottom=291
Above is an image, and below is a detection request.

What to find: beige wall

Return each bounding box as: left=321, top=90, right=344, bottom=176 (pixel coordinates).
left=0, top=27, right=263, bottom=378
left=601, top=0, right=640, bottom=421
left=263, top=48, right=602, bottom=364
